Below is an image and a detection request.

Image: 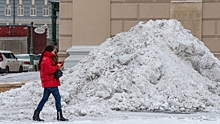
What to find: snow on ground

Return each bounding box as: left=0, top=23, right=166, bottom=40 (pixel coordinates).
left=1, top=19, right=220, bottom=123
left=0, top=72, right=40, bottom=83
left=1, top=115, right=220, bottom=124
left=1, top=73, right=220, bottom=124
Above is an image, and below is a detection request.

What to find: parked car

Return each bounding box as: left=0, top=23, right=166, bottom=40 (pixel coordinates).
left=0, top=50, right=24, bottom=74
left=15, top=54, right=39, bottom=71
left=36, top=54, right=41, bottom=60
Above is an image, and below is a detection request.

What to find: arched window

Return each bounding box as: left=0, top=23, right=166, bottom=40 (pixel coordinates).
left=43, top=5, right=49, bottom=16
left=17, top=4, right=24, bottom=16
left=30, top=0, right=36, bottom=16
left=5, top=4, right=11, bottom=16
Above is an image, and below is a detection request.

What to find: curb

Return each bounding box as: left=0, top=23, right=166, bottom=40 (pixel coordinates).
left=0, top=80, right=38, bottom=92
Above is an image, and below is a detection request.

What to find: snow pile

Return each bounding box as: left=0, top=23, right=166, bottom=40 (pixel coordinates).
left=1, top=19, right=220, bottom=120
left=61, top=19, right=220, bottom=115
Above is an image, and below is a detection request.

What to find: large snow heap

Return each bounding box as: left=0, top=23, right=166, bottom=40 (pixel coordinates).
left=61, top=19, right=220, bottom=115
left=1, top=19, right=220, bottom=119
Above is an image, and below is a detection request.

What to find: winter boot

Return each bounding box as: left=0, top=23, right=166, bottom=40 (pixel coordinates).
left=57, top=111, right=69, bottom=121
left=33, top=110, right=44, bottom=121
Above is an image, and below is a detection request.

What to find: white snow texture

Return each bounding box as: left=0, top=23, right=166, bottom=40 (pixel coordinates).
left=1, top=19, right=220, bottom=120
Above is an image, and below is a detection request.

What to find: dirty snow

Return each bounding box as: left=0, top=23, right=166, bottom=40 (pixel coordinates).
left=1, top=19, right=220, bottom=123
left=61, top=19, right=220, bottom=115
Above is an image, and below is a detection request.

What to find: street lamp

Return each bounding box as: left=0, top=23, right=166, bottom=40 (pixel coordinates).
left=13, top=0, right=15, bottom=25
left=49, top=0, right=59, bottom=46
left=29, top=22, right=34, bottom=71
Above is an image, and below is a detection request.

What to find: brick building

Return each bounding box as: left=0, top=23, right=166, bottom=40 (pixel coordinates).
left=0, top=0, right=59, bottom=54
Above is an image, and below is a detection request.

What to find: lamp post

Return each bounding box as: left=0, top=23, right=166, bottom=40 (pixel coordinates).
left=49, top=0, right=59, bottom=46
left=29, top=22, right=34, bottom=71
left=13, top=0, right=15, bottom=25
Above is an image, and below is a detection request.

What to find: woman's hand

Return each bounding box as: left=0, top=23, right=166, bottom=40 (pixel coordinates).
left=58, top=61, right=64, bottom=67
left=57, top=63, right=63, bottom=68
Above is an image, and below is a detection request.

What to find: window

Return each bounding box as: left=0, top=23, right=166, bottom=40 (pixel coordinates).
left=5, top=4, right=11, bottom=16
left=9, top=53, right=16, bottom=59
left=30, top=4, right=36, bottom=16
left=3, top=53, right=11, bottom=59
left=17, top=4, right=24, bottom=16
left=43, top=5, right=49, bottom=16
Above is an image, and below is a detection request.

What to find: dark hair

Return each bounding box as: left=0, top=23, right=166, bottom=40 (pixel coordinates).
left=38, top=45, right=56, bottom=70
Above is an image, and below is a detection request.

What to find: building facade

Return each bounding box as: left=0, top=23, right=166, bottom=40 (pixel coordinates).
left=58, top=0, right=220, bottom=68
left=0, top=0, right=59, bottom=54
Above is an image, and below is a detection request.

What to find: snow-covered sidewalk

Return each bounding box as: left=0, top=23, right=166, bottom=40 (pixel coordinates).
left=1, top=111, right=220, bottom=124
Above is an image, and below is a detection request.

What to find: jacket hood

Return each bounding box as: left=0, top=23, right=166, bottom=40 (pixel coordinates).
left=44, top=51, right=55, bottom=58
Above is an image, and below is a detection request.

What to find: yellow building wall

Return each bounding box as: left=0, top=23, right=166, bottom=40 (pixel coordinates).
left=59, top=0, right=220, bottom=60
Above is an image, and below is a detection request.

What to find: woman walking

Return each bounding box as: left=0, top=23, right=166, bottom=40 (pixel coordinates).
left=33, top=45, right=68, bottom=121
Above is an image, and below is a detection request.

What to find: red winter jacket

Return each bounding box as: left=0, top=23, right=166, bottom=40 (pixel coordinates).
left=40, top=51, right=60, bottom=88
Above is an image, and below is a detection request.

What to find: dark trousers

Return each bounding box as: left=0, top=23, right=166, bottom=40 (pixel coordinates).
left=36, top=87, right=62, bottom=111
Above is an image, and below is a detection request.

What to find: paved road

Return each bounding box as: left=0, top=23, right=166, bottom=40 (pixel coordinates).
left=0, top=72, right=40, bottom=83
